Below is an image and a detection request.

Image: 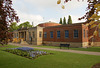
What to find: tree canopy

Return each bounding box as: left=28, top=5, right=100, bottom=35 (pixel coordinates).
left=9, top=22, right=19, bottom=32
left=18, top=21, right=33, bottom=28
left=0, top=0, right=19, bottom=44
left=63, top=17, right=67, bottom=25
left=9, top=21, right=33, bottom=32
left=67, top=15, right=72, bottom=24
left=59, top=18, right=63, bottom=24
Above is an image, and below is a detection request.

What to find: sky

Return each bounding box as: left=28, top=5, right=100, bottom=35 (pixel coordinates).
left=12, top=0, right=88, bottom=26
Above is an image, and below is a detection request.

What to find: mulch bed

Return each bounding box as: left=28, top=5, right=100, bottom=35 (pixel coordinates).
left=92, top=63, right=100, bottom=68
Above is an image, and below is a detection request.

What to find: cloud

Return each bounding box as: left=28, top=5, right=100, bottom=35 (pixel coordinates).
left=25, top=0, right=57, bottom=8
left=16, top=10, right=43, bottom=26
left=12, top=0, right=88, bottom=26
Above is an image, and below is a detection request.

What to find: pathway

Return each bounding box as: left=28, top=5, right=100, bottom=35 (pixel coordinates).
left=9, top=43, right=100, bottom=56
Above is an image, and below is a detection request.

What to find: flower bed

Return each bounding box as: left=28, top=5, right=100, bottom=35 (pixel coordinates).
left=5, top=47, right=52, bottom=59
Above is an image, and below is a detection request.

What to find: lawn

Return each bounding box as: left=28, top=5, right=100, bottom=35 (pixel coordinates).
left=33, top=45, right=100, bottom=52
left=0, top=44, right=100, bottom=68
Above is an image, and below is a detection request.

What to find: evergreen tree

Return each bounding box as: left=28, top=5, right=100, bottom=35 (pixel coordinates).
left=59, top=18, right=62, bottom=24
left=67, top=15, right=72, bottom=24
left=63, top=17, right=66, bottom=25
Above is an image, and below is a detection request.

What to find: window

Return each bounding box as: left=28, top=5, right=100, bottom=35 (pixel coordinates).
left=29, top=32, right=31, bottom=38
left=17, top=33, right=18, bottom=38
left=86, top=30, right=88, bottom=37
left=65, top=30, right=69, bottom=38
left=57, top=31, right=60, bottom=38
left=50, top=31, right=53, bottom=38
left=39, top=31, right=42, bottom=37
left=33, top=32, right=35, bottom=38
left=14, top=33, right=16, bottom=38
left=83, top=29, right=85, bottom=38
left=99, top=29, right=100, bottom=37
left=44, top=32, right=47, bottom=38
left=74, top=30, right=78, bottom=38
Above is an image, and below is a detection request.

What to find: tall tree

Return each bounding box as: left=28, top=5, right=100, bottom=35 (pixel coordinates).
left=63, top=17, right=66, bottom=25
left=18, top=21, right=32, bottom=28
left=0, top=0, right=19, bottom=45
left=67, top=15, right=72, bottom=24
left=59, top=18, right=62, bottom=24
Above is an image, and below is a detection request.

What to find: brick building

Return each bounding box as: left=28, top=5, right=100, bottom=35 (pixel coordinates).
left=12, top=21, right=100, bottom=47
left=43, top=23, right=89, bottom=48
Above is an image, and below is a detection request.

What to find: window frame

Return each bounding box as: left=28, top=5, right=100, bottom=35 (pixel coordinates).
left=99, top=29, right=100, bottom=37
left=74, top=30, right=78, bottom=38
left=86, top=30, right=88, bottom=38
left=57, top=31, right=60, bottom=38
left=39, top=31, right=42, bottom=38
left=44, top=32, right=47, bottom=38
left=50, top=31, right=53, bottom=38
left=33, top=32, right=35, bottom=38
left=83, top=29, right=85, bottom=38
left=65, top=30, right=69, bottom=38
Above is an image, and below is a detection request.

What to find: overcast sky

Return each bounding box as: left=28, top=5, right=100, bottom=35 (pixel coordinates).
left=12, top=0, right=88, bottom=26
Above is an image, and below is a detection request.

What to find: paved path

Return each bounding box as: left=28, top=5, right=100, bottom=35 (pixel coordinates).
left=9, top=43, right=100, bottom=56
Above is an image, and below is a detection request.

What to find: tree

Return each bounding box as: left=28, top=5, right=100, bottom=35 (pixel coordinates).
left=59, top=18, right=62, bottom=24
left=63, top=17, right=66, bottom=25
left=18, top=21, right=32, bottom=28
left=9, top=22, right=19, bottom=32
left=57, top=0, right=100, bottom=21
left=0, top=0, right=19, bottom=45
left=57, top=0, right=100, bottom=37
left=67, top=15, right=72, bottom=24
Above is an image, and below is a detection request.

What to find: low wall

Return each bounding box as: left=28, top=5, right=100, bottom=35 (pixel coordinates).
left=82, top=42, right=89, bottom=48
left=90, top=42, right=100, bottom=47
left=43, top=41, right=83, bottom=47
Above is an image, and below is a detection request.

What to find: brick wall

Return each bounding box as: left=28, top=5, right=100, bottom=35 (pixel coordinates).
left=43, top=24, right=83, bottom=42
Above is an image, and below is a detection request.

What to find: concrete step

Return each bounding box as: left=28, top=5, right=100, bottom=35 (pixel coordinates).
left=20, top=40, right=29, bottom=45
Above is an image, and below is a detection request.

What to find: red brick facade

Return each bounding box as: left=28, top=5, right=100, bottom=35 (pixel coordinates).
left=43, top=23, right=89, bottom=41
left=43, top=23, right=92, bottom=47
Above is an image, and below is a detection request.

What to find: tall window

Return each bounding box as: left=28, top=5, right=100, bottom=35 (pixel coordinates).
left=14, top=33, right=16, bottom=38
left=83, top=29, right=85, bottom=38
left=44, top=32, right=47, bottom=38
left=65, top=30, right=69, bottom=38
left=29, top=32, right=31, bottom=38
left=57, top=31, right=60, bottom=38
left=74, top=30, right=78, bottom=38
left=86, top=30, right=88, bottom=37
left=39, top=31, right=42, bottom=37
left=50, top=31, right=53, bottom=38
left=17, top=33, right=18, bottom=38
left=99, top=29, right=100, bottom=37
left=33, top=32, right=35, bottom=38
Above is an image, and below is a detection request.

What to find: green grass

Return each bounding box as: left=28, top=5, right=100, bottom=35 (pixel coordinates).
left=33, top=45, right=100, bottom=52
left=70, top=47, right=100, bottom=52
left=0, top=44, right=100, bottom=68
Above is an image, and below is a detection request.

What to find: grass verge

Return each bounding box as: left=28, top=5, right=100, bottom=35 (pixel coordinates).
left=33, top=45, right=100, bottom=52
